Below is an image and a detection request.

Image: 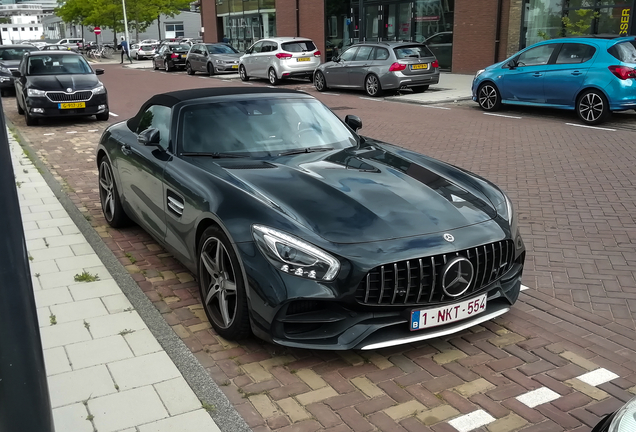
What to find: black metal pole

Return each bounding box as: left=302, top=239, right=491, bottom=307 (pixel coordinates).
left=0, top=99, right=55, bottom=432
left=296, top=0, right=300, bottom=37
left=494, top=0, right=503, bottom=63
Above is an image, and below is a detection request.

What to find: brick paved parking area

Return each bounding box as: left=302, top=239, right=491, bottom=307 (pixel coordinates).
left=6, top=64, right=636, bottom=432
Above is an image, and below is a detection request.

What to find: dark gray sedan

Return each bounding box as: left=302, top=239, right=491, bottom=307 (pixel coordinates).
left=186, top=43, right=241, bottom=76
left=314, top=42, right=440, bottom=97
left=0, top=45, right=38, bottom=96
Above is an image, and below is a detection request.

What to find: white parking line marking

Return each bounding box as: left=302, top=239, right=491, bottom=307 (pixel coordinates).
left=448, top=410, right=495, bottom=432
left=110, top=112, right=119, bottom=117
left=516, top=387, right=560, bottom=408
left=520, top=284, right=530, bottom=291
left=322, top=93, right=340, bottom=96
left=565, top=123, right=616, bottom=132
left=360, top=97, right=382, bottom=101
left=242, top=82, right=254, bottom=85
left=88, top=130, right=98, bottom=132
left=577, top=368, right=619, bottom=387
left=421, top=105, right=451, bottom=110
left=484, top=113, right=521, bottom=119
left=43, top=133, right=54, bottom=136
left=66, top=131, right=77, bottom=134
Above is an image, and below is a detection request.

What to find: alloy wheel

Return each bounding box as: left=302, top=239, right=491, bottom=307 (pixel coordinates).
left=200, top=237, right=238, bottom=329
left=479, top=85, right=498, bottom=110
left=99, top=161, right=115, bottom=222
left=578, top=93, right=604, bottom=123
left=314, top=72, right=325, bottom=91
left=269, top=69, right=277, bottom=85
left=366, top=75, right=379, bottom=96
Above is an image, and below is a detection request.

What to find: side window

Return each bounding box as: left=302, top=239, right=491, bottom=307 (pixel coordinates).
left=516, top=44, right=557, bottom=66
left=136, top=105, right=171, bottom=150
left=427, top=35, right=443, bottom=45
left=251, top=42, right=264, bottom=53
left=373, top=47, right=389, bottom=60
left=339, top=47, right=358, bottom=61
left=354, top=46, right=373, bottom=61
left=556, top=43, right=596, bottom=64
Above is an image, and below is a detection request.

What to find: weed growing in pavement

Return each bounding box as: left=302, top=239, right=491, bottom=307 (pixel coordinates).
left=23, top=169, right=28, bottom=173
left=118, top=329, right=135, bottom=336
left=84, top=214, right=92, bottom=221
left=35, top=273, right=40, bottom=278
left=43, top=237, right=49, bottom=248
left=15, top=181, right=21, bottom=188
left=74, top=271, right=99, bottom=282
left=83, top=320, right=90, bottom=330
left=125, top=252, right=136, bottom=264
left=28, top=255, right=33, bottom=261
left=123, top=307, right=134, bottom=312
left=114, top=384, right=119, bottom=390
left=220, top=380, right=230, bottom=386
left=86, top=415, right=94, bottom=421
left=49, top=314, right=57, bottom=325
left=201, top=401, right=215, bottom=412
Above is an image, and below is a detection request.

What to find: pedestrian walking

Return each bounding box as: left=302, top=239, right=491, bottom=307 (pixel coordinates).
left=119, top=36, right=133, bottom=64
left=222, top=35, right=229, bottom=43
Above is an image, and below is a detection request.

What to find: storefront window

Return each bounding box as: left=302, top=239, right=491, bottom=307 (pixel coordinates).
left=218, top=0, right=275, bottom=51
left=325, top=0, right=353, bottom=60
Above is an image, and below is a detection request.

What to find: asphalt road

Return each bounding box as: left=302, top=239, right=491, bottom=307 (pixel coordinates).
left=5, top=63, right=636, bottom=432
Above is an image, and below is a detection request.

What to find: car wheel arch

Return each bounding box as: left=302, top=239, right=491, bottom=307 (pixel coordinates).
left=575, top=86, right=611, bottom=109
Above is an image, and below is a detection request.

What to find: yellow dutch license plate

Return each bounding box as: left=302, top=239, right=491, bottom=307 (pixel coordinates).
left=232, top=64, right=238, bottom=69
left=58, top=102, right=85, bottom=109
left=297, top=57, right=310, bottom=62
left=411, top=63, right=429, bottom=70
left=182, top=54, right=186, bottom=58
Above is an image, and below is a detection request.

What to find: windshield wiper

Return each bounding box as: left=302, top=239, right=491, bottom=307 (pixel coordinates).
left=278, top=147, right=334, bottom=156
left=181, top=152, right=246, bottom=158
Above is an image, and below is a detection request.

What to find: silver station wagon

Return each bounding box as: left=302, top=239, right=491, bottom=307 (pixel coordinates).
left=314, top=42, right=440, bottom=97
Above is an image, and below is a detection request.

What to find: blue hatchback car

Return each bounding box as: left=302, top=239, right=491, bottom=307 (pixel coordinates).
left=472, top=36, right=636, bottom=125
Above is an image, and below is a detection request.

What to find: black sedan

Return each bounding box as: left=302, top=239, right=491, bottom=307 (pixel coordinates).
left=97, top=88, right=525, bottom=350
left=14, top=51, right=109, bottom=126
left=152, top=43, right=190, bottom=71
left=0, top=45, right=38, bottom=96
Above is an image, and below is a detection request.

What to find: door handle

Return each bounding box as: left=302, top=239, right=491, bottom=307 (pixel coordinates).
left=533, top=73, right=542, bottom=77
left=121, top=144, right=131, bottom=155
left=571, top=71, right=582, bottom=76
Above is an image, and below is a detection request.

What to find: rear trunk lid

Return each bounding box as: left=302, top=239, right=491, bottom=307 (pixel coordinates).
left=280, top=40, right=320, bottom=70
left=393, top=44, right=438, bottom=76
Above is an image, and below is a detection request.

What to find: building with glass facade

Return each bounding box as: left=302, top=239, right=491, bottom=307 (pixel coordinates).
left=200, top=0, right=635, bottom=73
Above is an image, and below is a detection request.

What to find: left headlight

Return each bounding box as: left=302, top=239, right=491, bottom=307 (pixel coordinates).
left=92, top=84, right=106, bottom=95
left=27, top=88, right=46, bottom=97
left=252, top=225, right=340, bottom=281
left=608, top=395, right=636, bottom=432
left=215, top=59, right=224, bottom=64
left=495, top=190, right=521, bottom=248
left=0, top=65, right=10, bottom=74
left=475, top=69, right=485, bottom=78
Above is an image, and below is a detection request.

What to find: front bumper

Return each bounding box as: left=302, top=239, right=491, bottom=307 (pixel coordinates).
left=0, top=74, right=14, bottom=89
left=214, top=64, right=240, bottom=73
left=239, top=221, right=525, bottom=350
left=26, top=93, right=108, bottom=118
left=382, top=71, right=440, bottom=90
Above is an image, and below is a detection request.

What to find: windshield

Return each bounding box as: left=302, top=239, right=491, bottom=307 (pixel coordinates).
left=394, top=45, right=435, bottom=59
left=207, top=44, right=238, bottom=54
left=169, top=44, right=191, bottom=51
left=28, top=54, right=93, bottom=75
left=0, top=47, right=36, bottom=61
left=609, top=41, right=636, bottom=63
left=140, top=45, right=155, bottom=51
left=180, top=98, right=357, bottom=155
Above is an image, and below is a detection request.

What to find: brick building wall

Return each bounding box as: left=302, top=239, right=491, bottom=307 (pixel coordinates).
left=452, top=0, right=513, bottom=74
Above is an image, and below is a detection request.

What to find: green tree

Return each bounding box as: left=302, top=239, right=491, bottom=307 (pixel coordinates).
left=562, top=9, right=600, bottom=36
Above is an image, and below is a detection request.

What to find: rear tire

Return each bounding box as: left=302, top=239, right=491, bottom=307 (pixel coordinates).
left=314, top=71, right=328, bottom=92
left=365, top=74, right=383, bottom=97
left=98, top=157, right=131, bottom=228
left=477, top=83, right=502, bottom=111
left=165, top=60, right=172, bottom=72
left=239, top=65, right=249, bottom=81
left=268, top=68, right=279, bottom=85
left=576, top=89, right=609, bottom=125
left=153, top=59, right=158, bottom=70
left=411, top=85, right=429, bottom=94
left=186, top=62, right=195, bottom=75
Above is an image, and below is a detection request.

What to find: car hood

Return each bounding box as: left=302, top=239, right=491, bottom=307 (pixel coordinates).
left=191, top=146, right=498, bottom=244
left=210, top=53, right=241, bottom=61
left=0, top=60, right=21, bottom=69
left=27, top=74, right=100, bottom=91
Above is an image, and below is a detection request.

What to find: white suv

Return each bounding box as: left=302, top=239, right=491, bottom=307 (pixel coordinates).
left=239, top=37, right=320, bottom=85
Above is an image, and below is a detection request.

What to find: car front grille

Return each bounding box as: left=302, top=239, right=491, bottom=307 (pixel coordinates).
left=355, top=240, right=515, bottom=306
left=46, top=91, right=93, bottom=103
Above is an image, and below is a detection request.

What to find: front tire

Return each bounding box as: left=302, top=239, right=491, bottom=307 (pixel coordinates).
left=477, top=83, right=502, bottom=111
left=314, top=71, right=328, bottom=92
left=186, top=62, right=195, bottom=75
left=98, top=157, right=131, bottom=228
left=207, top=63, right=215, bottom=76
left=268, top=68, right=279, bottom=85
left=365, top=74, right=382, bottom=97
left=16, top=98, right=24, bottom=115
left=153, top=59, right=158, bottom=70
left=25, top=110, right=37, bottom=126
left=96, top=111, right=109, bottom=121
left=577, top=89, right=609, bottom=125
left=239, top=65, right=249, bottom=81
left=198, top=226, right=250, bottom=340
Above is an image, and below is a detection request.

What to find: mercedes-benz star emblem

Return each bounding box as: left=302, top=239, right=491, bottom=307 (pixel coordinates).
left=443, top=233, right=454, bottom=242
left=66, top=88, right=73, bottom=93
left=441, top=257, right=474, bottom=297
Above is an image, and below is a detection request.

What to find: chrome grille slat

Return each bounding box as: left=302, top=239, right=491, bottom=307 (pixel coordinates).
left=46, top=90, right=93, bottom=103
left=355, top=240, right=515, bottom=306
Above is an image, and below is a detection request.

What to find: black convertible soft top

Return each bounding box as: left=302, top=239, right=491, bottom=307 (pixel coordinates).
left=127, top=87, right=305, bottom=131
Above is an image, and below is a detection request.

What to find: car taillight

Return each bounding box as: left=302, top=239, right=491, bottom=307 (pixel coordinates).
left=609, top=65, right=636, bottom=80
left=432, top=60, right=439, bottom=68
left=389, top=62, right=406, bottom=72
left=314, top=50, right=321, bottom=57
left=171, top=53, right=179, bottom=59
left=276, top=53, right=293, bottom=59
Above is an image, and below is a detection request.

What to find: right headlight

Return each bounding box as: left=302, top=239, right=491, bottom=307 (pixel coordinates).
left=252, top=225, right=340, bottom=281
left=27, top=88, right=46, bottom=97
left=495, top=190, right=521, bottom=249
left=608, top=395, right=636, bottom=431
left=475, top=69, right=485, bottom=78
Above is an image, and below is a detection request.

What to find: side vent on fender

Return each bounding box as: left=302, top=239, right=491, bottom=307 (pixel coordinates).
left=167, top=191, right=184, bottom=217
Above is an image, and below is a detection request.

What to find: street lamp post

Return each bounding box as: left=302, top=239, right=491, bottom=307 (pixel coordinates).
left=121, top=0, right=131, bottom=46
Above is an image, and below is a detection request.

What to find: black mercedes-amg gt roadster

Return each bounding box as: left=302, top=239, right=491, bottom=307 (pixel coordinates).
left=97, top=87, right=525, bottom=350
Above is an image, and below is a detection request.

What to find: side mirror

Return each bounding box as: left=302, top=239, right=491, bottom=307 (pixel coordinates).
left=94, top=69, right=104, bottom=75
left=138, top=128, right=161, bottom=146
left=345, top=114, right=362, bottom=132
left=245, top=48, right=252, bottom=54
left=333, top=56, right=340, bottom=62
left=507, top=59, right=517, bottom=69
left=203, top=51, right=208, bottom=57
left=11, top=70, right=21, bottom=77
